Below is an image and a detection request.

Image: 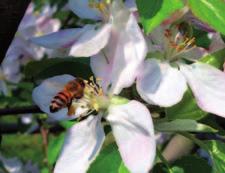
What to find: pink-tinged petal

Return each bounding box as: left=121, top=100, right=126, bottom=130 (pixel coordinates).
left=36, top=18, right=61, bottom=35
left=178, top=47, right=208, bottom=60
left=30, top=28, right=83, bottom=49
left=125, top=0, right=137, bottom=12
left=208, top=33, right=225, bottom=53
left=107, top=101, right=156, bottom=173
left=136, top=59, right=187, bottom=107
left=69, top=24, right=112, bottom=57
left=69, top=0, right=101, bottom=20
left=0, top=155, right=23, bottom=173
left=180, top=62, right=225, bottom=118
left=32, top=75, right=87, bottom=120
left=91, top=14, right=147, bottom=94
left=54, top=116, right=105, bottom=173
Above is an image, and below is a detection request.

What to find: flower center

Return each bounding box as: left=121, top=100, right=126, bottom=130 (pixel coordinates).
left=71, top=76, right=109, bottom=118
left=164, top=23, right=196, bottom=61
left=165, top=29, right=195, bottom=53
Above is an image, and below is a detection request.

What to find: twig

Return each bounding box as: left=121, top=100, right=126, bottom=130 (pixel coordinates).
left=40, top=125, right=52, bottom=173
left=0, top=105, right=42, bottom=116
left=0, top=123, right=64, bottom=134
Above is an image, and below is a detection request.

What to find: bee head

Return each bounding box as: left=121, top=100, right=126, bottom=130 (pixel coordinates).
left=76, top=78, right=85, bottom=88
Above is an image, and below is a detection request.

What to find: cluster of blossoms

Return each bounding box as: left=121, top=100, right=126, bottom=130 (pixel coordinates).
left=30, top=0, right=225, bottom=173
left=0, top=3, right=60, bottom=95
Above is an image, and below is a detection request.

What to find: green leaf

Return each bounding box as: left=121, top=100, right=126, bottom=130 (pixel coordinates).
left=181, top=135, right=225, bottom=173
left=59, top=120, right=77, bottom=129
left=165, top=89, right=207, bottom=120
left=47, top=133, right=65, bottom=165
left=200, top=48, right=225, bottom=69
left=152, top=163, right=184, bottom=173
left=155, top=119, right=217, bottom=132
left=152, top=163, right=168, bottom=173
left=136, top=0, right=184, bottom=33
left=24, top=58, right=93, bottom=81
left=193, top=28, right=211, bottom=49
left=221, top=34, right=225, bottom=43
left=118, top=162, right=130, bottom=173
left=171, top=167, right=184, bottom=173
left=41, top=167, right=50, bottom=173
left=173, top=155, right=212, bottom=173
left=88, top=143, right=130, bottom=173
left=205, top=140, right=225, bottom=173
left=188, top=0, right=225, bottom=35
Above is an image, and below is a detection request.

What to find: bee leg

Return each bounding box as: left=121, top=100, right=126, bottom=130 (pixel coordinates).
left=67, top=101, right=76, bottom=116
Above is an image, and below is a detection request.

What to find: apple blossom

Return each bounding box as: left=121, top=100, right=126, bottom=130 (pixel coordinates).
left=32, top=74, right=156, bottom=173
left=1, top=3, right=60, bottom=84
left=136, top=23, right=225, bottom=118
left=31, top=0, right=147, bottom=94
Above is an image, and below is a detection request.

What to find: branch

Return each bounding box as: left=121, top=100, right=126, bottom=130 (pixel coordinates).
left=0, top=0, right=31, bottom=64
left=0, top=105, right=42, bottom=116
left=0, top=123, right=64, bottom=134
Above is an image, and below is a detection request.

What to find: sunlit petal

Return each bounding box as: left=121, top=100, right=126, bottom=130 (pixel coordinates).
left=54, top=116, right=105, bottom=173
left=30, top=28, right=83, bottom=49
left=107, top=101, right=156, bottom=173
left=180, top=62, right=225, bottom=117
left=69, top=24, right=112, bottom=57
left=91, top=13, right=147, bottom=94
left=137, top=59, right=187, bottom=107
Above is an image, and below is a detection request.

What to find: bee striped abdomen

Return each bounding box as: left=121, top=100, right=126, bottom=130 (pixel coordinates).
left=49, top=78, right=86, bottom=114
left=49, top=91, right=72, bottom=113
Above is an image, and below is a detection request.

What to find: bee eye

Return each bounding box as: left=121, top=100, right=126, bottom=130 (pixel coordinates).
left=79, top=80, right=85, bottom=87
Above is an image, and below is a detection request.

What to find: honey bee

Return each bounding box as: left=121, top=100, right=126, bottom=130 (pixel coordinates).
left=49, top=78, right=86, bottom=115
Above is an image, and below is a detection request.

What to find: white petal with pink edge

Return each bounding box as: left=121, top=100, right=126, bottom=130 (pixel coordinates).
left=136, top=59, right=187, bottom=107
left=107, top=100, right=156, bottom=173
left=54, top=116, right=105, bottom=173
left=69, top=24, right=112, bottom=57
left=30, top=28, right=83, bottom=49
left=91, top=14, right=147, bottom=94
left=180, top=62, right=225, bottom=118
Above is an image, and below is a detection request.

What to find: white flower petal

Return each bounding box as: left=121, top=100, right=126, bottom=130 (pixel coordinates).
left=0, top=80, right=8, bottom=96
left=107, top=101, right=156, bottom=173
left=69, top=0, right=101, bottom=20
left=125, top=0, right=137, bottom=12
left=30, top=28, right=83, bottom=49
left=54, top=116, right=105, bottom=173
left=91, top=13, right=147, bottom=94
left=137, top=59, right=187, bottom=107
left=178, top=47, right=208, bottom=60
left=36, top=18, right=61, bottom=36
left=0, top=155, right=23, bottom=173
left=32, top=75, right=86, bottom=120
left=2, top=52, right=21, bottom=83
left=180, top=62, right=225, bottom=117
left=208, top=33, right=225, bottom=53
left=69, top=24, right=112, bottom=57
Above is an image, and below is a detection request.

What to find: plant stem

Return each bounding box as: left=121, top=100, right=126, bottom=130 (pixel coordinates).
left=0, top=105, right=42, bottom=116
left=156, top=147, right=173, bottom=173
